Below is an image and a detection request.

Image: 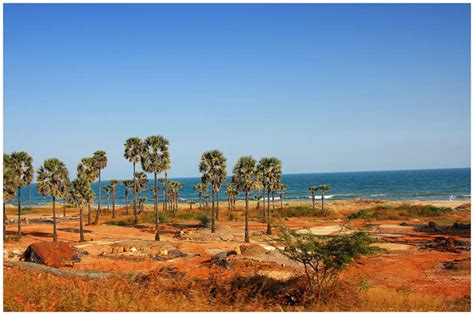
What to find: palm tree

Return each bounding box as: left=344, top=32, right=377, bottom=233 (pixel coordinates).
left=121, top=180, right=134, bottom=215
left=279, top=183, right=288, bottom=210
left=77, top=157, right=99, bottom=225
left=258, top=157, right=282, bottom=235
left=199, top=150, right=227, bottom=233
left=141, top=135, right=170, bottom=241
left=203, top=194, right=210, bottom=208
left=109, top=180, right=118, bottom=219
left=3, top=154, right=18, bottom=236
left=92, top=151, right=107, bottom=225
left=102, top=185, right=111, bottom=215
left=68, top=177, right=94, bottom=242
left=309, top=185, right=318, bottom=213
left=10, top=151, right=34, bottom=239
left=37, top=158, right=70, bottom=242
left=124, top=138, right=144, bottom=224
left=173, top=182, right=183, bottom=214
left=232, top=156, right=260, bottom=243
left=318, top=184, right=331, bottom=212
left=193, top=183, right=207, bottom=209
left=158, top=178, right=168, bottom=211
left=135, top=171, right=148, bottom=214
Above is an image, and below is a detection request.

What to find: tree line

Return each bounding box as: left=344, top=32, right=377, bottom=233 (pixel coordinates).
left=4, top=135, right=330, bottom=243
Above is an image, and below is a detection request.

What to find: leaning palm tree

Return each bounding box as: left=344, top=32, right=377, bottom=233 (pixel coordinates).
left=124, top=138, right=144, bottom=224
left=318, top=184, right=331, bottom=213
left=279, top=183, right=288, bottom=210
left=77, top=157, right=99, bottom=225
left=121, top=180, right=134, bottom=215
left=37, top=158, right=70, bottom=242
left=199, top=150, right=227, bottom=233
left=68, top=177, right=94, bottom=242
left=232, top=156, right=260, bottom=243
left=309, top=185, right=318, bottom=213
left=92, top=151, right=107, bottom=225
left=141, top=135, right=170, bottom=241
left=10, top=151, right=34, bottom=239
left=109, top=180, right=118, bottom=219
left=3, top=154, right=18, bottom=236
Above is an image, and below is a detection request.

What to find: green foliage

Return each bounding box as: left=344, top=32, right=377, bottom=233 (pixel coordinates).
left=105, top=217, right=136, bottom=226
left=280, top=229, right=381, bottom=304
left=348, top=204, right=453, bottom=220
left=197, top=214, right=211, bottom=227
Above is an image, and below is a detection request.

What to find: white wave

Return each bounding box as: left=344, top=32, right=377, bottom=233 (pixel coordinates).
left=259, top=197, right=281, bottom=201
left=307, top=195, right=335, bottom=200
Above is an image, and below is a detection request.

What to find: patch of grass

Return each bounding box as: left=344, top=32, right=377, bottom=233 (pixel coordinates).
left=278, top=205, right=332, bottom=218
left=104, top=217, right=136, bottom=226
left=348, top=204, right=453, bottom=220
left=197, top=214, right=211, bottom=227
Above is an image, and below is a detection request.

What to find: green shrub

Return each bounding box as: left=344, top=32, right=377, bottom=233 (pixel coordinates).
left=105, top=217, right=135, bottom=226
left=279, top=205, right=331, bottom=218
left=197, top=214, right=211, bottom=227
left=348, top=204, right=453, bottom=220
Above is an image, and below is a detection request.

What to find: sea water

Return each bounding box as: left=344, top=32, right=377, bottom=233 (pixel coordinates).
left=13, top=168, right=471, bottom=206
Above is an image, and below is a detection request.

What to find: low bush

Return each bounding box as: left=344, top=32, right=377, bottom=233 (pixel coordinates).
left=279, top=206, right=331, bottom=218
left=197, top=214, right=211, bottom=227
left=348, top=204, right=452, bottom=220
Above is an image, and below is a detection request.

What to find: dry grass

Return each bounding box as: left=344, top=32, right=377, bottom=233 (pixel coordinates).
left=4, top=267, right=468, bottom=312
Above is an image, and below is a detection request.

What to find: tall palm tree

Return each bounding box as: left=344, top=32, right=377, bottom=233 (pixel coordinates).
left=109, top=180, right=118, bottom=219
left=37, top=158, right=70, bottom=242
left=279, top=183, right=288, bottom=210
left=141, top=135, right=170, bottom=241
left=199, top=150, right=227, bottom=233
left=3, top=154, right=18, bottom=236
left=92, top=151, right=107, bottom=225
left=258, top=157, right=282, bottom=235
left=124, top=138, right=144, bottom=224
left=121, top=180, right=134, bottom=215
left=10, top=151, right=34, bottom=239
left=318, top=184, right=331, bottom=213
left=68, top=177, right=94, bottom=242
left=77, top=157, right=99, bottom=225
left=309, top=185, right=318, bottom=213
left=232, top=156, right=259, bottom=243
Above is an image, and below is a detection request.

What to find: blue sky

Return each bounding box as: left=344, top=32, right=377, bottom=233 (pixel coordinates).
left=4, top=4, right=471, bottom=179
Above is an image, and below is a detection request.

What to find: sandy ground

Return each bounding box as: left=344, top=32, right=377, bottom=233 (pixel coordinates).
left=3, top=199, right=471, bottom=301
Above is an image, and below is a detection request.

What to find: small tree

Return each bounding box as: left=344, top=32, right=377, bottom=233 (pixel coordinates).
left=109, top=180, right=118, bottom=218
left=308, top=185, right=318, bottom=213
left=279, top=229, right=381, bottom=304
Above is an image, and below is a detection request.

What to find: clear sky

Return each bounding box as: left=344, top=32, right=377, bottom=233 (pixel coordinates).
left=4, top=4, right=471, bottom=179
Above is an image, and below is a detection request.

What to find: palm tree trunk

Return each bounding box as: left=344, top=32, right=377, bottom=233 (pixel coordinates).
left=79, top=205, right=84, bottom=242
left=17, top=188, right=21, bottom=239
left=262, top=189, right=266, bottom=219
left=94, top=171, right=102, bottom=224
left=133, top=163, right=138, bottom=225
left=216, top=191, right=219, bottom=221
left=267, top=192, right=273, bottom=235
left=87, top=202, right=91, bottom=225
left=312, top=193, right=315, bottom=213
left=267, top=190, right=271, bottom=219
left=63, top=199, right=66, bottom=217
left=211, top=189, right=215, bottom=233
left=154, top=172, right=160, bottom=241
left=244, top=192, right=249, bottom=243
left=321, top=191, right=325, bottom=213
left=52, top=197, right=57, bottom=242
left=112, top=189, right=116, bottom=219
left=198, top=193, right=202, bottom=209
left=280, top=192, right=283, bottom=210
left=163, top=173, right=168, bottom=212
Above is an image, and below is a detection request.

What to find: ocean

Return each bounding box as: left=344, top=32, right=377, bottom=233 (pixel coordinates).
left=12, top=168, right=471, bottom=206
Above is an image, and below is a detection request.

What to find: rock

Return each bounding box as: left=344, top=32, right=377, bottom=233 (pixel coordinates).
left=452, top=222, right=470, bottom=230
left=129, top=247, right=137, bottom=252
left=159, top=249, right=168, bottom=256
left=210, top=250, right=237, bottom=269
left=427, top=221, right=440, bottom=231
left=168, top=249, right=186, bottom=258
left=11, top=249, right=22, bottom=257
left=22, top=241, right=81, bottom=267
left=233, top=246, right=241, bottom=255
left=400, top=222, right=408, bottom=226
left=3, top=249, right=8, bottom=259
left=443, top=259, right=470, bottom=271
left=256, top=270, right=295, bottom=281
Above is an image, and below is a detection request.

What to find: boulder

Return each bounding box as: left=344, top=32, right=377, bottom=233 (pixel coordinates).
left=22, top=241, right=81, bottom=267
